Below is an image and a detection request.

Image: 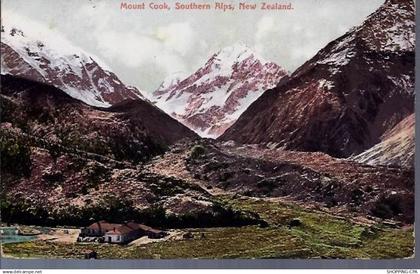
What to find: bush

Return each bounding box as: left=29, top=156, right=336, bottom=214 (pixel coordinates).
left=371, top=194, right=403, bottom=220
left=0, top=133, right=32, bottom=178
left=190, top=145, right=206, bottom=159
left=1, top=196, right=264, bottom=229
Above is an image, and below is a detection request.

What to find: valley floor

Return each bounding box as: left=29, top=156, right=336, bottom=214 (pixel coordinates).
left=2, top=195, right=414, bottom=259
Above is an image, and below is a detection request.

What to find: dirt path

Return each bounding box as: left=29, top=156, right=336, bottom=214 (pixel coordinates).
left=37, top=228, right=80, bottom=243
left=129, top=230, right=184, bottom=246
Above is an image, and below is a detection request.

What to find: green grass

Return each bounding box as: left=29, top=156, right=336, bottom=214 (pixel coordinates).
left=217, top=196, right=414, bottom=259
left=2, top=196, right=414, bottom=259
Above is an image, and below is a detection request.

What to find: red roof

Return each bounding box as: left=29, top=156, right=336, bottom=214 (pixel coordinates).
left=88, top=221, right=119, bottom=232
left=87, top=221, right=164, bottom=236
left=111, top=224, right=137, bottom=235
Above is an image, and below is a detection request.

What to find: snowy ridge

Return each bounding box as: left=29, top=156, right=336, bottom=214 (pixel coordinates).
left=309, top=0, right=415, bottom=77
left=1, top=22, right=144, bottom=107
left=220, top=0, right=415, bottom=159
left=357, top=0, right=415, bottom=52
left=152, top=44, right=287, bottom=138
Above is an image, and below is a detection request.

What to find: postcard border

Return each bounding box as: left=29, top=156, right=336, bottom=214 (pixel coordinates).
left=1, top=0, right=419, bottom=269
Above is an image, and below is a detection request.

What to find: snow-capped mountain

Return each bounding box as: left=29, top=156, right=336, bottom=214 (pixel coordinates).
left=153, top=71, right=187, bottom=97
left=1, top=25, right=144, bottom=107
left=221, top=0, right=415, bottom=158
left=151, top=44, right=287, bottom=138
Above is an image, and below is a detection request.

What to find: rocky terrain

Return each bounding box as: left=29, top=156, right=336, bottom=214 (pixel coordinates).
left=220, top=0, right=415, bottom=159
left=2, top=133, right=415, bottom=259
left=147, top=140, right=414, bottom=224
left=352, top=113, right=414, bottom=169
left=151, top=44, right=287, bottom=137
left=2, top=74, right=413, bottom=228
left=1, top=74, right=197, bottom=163
left=1, top=24, right=144, bottom=107
left=1, top=75, right=262, bottom=228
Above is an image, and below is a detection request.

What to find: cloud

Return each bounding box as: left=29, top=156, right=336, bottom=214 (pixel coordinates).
left=254, top=16, right=276, bottom=58
left=2, top=0, right=385, bottom=91
left=255, top=16, right=275, bottom=42
left=1, top=9, right=73, bottom=51
left=156, top=22, right=195, bottom=56
left=74, top=2, right=196, bottom=84
left=92, top=27, right=190, bottom=75
left=1, top=9, right=111, bottom=70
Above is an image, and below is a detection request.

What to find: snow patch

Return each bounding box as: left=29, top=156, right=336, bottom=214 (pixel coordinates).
left=1, top=21, right=144, bottom=106
left=318, top=79, right=335, bottom=90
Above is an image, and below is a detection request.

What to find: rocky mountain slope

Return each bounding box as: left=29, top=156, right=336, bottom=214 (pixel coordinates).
left=1, top=74, right=197, bottom=164
left=1, top=25, right=143, bottom=107
left=1, top=75, right=265, bottom=227
left=1, top=74, right=413, bottom=229
left=151, top=44, right=287, bottom=137
left=220, top=0, right=415, bottom=158
left=147, top=139, right=414, bottom=224
left=352, top=113, right=414, bottom=168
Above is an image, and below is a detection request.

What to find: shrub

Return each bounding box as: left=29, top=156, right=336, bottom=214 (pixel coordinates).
left=371, top=194, right=403, bottom=220
left=0, top=133, right=32, bottom=178
left=190, top=145, right=206, bottom=159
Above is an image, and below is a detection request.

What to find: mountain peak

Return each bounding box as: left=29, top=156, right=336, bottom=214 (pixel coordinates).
left=206, top=44, right=263, bottom=75
left=152, top=44, right=287, bottom=138
left=1, top=23, right=144, bottom=107
left=220, top=0, right=414, bottom=158
left=1, top=24, right=111, bottom=72
left=214, top=43, right=256, bottom=61
left=385, top=0, right=413, bottom=5
left=356, top=0, right=414, bottom=52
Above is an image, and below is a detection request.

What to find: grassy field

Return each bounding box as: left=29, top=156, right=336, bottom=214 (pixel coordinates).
left=2, top=196, right=414, bottom=259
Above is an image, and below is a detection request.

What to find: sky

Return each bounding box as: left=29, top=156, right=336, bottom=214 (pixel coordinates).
left=1, top=0, right=384, bottom=93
